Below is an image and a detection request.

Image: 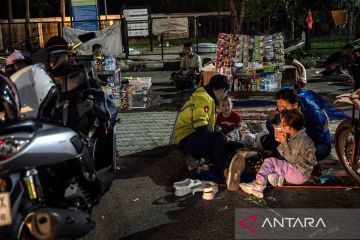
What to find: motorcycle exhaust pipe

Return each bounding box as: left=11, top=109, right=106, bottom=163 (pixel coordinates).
left=31, top=208, right=95, bottom=240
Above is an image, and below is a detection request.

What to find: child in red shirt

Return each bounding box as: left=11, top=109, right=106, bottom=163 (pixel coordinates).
left=215, top=96, right=243, bottom=140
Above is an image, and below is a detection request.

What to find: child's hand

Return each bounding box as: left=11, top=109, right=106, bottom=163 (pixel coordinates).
left=275, top=132, right=286, bottom=144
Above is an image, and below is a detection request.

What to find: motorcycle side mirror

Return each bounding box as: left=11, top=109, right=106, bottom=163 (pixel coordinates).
left=78, top=32, right=96, bottom=43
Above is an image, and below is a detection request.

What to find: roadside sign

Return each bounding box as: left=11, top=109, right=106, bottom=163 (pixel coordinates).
left=72, top=0, right=99, bottom=31
left=122, top=7, right=150, bottom=37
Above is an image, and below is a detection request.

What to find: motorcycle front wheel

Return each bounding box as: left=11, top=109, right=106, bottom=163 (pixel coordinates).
left=335, top=119, right=360, bottom=185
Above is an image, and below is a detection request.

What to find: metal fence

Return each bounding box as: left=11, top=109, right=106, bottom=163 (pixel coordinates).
left=0, top=10, right=357, bottom=60
left=123, top=11, right=354, bottom=59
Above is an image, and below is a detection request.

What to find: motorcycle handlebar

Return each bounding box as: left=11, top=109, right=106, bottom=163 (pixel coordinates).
left=75, top=55, right=94, bottom=61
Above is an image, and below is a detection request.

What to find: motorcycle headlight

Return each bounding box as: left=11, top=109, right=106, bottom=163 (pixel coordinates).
left=0, top=137, right=30, bottom=161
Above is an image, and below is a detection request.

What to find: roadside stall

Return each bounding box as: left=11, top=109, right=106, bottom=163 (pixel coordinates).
left=94, top=55, right=123, bottom=106
left=93, top=56, right=152, bottom=111
left=200, top=32, right=297, bottom=97
left=118, top=76, right=152, bottom=110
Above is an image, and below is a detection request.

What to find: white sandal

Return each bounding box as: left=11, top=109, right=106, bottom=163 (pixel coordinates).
left=173, top=179, right=204, bottom=197
left=202, top=181, right=218, bottom=200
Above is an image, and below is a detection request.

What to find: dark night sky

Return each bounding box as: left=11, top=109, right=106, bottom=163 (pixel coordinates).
left=0, top=0, right=346, bottom=20
left=0, top=1, right=164, bottom=19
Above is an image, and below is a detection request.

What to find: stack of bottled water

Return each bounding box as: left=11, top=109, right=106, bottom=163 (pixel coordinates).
left=104, top=55, right=116, bottom=71
left=260, top=73, right=279, bottom=92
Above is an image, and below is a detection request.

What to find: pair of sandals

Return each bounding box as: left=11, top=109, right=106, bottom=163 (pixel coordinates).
left=173, top=179, right=218, bottom=200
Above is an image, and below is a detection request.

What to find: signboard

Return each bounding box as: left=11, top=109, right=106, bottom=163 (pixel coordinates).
left=72, top=0, right=99, bottom=31
left=122, top=8, right=150, bottom=37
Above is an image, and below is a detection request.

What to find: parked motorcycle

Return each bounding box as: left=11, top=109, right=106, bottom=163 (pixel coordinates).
left=334, top=53, right=360, bottom=185
left=0, top=33, right=117, bottom=239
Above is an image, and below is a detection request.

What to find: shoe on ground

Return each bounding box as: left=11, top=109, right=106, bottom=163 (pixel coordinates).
left=311, top=164, right=323, bottom=177
left=186, top=156, right=207, bottom=171
left=267, top=173, right=285, bottom=186
left=202, top=181, right=218, bottom=200
left=239, top=181, right=264, bottom=199
left=173, top=178, right=204, bottom=197
left=226, top=151, right=246, bottom=191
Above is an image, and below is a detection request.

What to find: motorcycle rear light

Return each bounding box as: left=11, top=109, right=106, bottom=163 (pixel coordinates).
left=0, top=138, right=30, bottom=161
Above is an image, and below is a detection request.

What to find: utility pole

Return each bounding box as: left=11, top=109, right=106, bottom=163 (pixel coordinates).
left=104, top=0, right=108, bottom=21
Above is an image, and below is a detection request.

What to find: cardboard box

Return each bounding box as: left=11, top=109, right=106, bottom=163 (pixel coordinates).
left=281, top=65, right=297, bottom=89
left=200, top=65, right=217, bottom=87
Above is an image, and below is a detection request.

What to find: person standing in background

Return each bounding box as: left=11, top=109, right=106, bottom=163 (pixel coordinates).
left=305, top=9, right=313, bottom=53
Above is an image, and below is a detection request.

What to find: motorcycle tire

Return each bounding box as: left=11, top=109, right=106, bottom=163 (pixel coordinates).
left=335, top=119, right=360, bottom=185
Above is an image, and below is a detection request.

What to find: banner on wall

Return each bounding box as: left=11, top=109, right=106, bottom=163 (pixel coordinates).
left=152, top=18, right=189, bottom=40
left=72, top=0, right=99, bottom=31
left=63, top=21, right=122, bottom=56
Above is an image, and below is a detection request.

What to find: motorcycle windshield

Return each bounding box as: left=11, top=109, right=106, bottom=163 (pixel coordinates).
left=10, top=64, right=55, bottom=119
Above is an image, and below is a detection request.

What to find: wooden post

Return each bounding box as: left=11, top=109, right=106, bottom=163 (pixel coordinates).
left=7, top=0, right=13, bottom=49
left=60, top=0, right=66, bottom=30
left=25, top=0, right=30, bottom=39
left=37, top=23, right=44, bottom=48
left=0, top=26, right=3, bottom=51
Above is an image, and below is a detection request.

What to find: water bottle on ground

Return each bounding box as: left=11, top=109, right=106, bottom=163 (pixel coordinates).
left=232, top=128, right=240, bottom=142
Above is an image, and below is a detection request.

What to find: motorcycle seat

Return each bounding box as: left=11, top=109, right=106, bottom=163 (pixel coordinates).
left=1, top=119, right=42, bottom=135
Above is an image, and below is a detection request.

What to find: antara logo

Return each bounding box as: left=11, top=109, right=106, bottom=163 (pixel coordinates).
left=238, top=214, right=326, bottom=233
left=261, top=217, right=327, bottom=228
left=237, top=214, right=258, bottom=233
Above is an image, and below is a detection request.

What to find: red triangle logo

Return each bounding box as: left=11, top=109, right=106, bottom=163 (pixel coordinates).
left=237, top=213, right=258, bottom=233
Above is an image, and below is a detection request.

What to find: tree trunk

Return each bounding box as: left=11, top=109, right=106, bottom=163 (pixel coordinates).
left=25, top=0, right=30, bottom=39
left=229, top=0, right=240, bottom=33
left=238, top=0, right=246, bottom=34
left=291, top=18, right=295, bottom=40
left=7, top=0, right=13, bottom=49
left=164, top=0, right=171, bottom=13
left=284, top=2, right=295, bottom=40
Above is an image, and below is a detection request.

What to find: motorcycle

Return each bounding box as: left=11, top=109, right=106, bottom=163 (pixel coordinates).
left=0, top=33, right=117, bottom=239
left=334, top=51, right=360, bottom=185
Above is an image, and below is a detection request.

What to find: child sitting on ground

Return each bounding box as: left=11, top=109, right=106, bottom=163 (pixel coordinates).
left=215, top=96, right=243, bottom=141
left=239, top=109, right=317, bottom=198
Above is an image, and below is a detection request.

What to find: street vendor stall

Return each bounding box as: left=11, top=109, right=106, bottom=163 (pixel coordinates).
left=200, top=32, right=296, bottom=96
left=93, top=56, right=152, bottom=111
left=95, top=57, right=122, bottom=103
left=119, top=76, right=152, bottom=110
